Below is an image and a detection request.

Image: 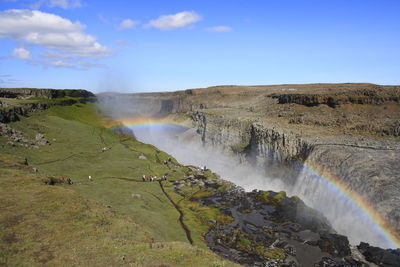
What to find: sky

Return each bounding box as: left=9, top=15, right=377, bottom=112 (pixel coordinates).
left=0, top=0, right=399, bottom=93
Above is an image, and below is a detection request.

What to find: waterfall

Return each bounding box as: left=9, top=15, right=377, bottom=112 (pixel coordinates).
left=131, top=125, right=396, bottom=249
left=289, top=167, right=393, bottom=248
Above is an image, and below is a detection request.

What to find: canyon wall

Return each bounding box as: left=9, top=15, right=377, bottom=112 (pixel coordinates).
left=187, top=110, right=400, bottom=237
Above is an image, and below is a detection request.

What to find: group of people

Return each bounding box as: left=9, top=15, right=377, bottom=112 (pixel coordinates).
left=60, top=176, right=73, bottom=185
left=142, top=174, right=168, bottom=182
left=163, top=158, right=173, bottom=165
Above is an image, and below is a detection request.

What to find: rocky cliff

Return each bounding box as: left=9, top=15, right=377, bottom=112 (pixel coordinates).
left=0, top=88, right=95, bottom=99
left=271, top=85, right=400, bottom=107
left=0, top=103, right=48, bottom=123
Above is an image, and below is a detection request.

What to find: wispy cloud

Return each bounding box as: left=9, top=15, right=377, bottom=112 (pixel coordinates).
left=48, top=0, right=81, bottom=8
left=12, top=47, right=31, bottom=59
left=0, top=74, right=20, bottom=85
left=206, top=26, right=232, bottom=32
left=115, top=39, right=129, bottom=46
left=30, top=0, right=82, bottom=9
left=146, top=11, right=201, bottom=30
left=0, top=9, right=111, bottom=69
left=117, top=18, right=138, bottom=30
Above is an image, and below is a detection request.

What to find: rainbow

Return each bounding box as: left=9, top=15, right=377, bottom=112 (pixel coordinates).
left=302, top=161, right=400, bottom=248
left=108, top=116, right=186, bottom=131
left=107, top=116, right=400, bottom=248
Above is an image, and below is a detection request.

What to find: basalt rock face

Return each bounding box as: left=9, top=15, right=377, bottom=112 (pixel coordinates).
left=190, top=111, right=313, bottom=163
left=0, top=103, right=48, bottom=123
left=188, top=111, right=312, bottom=184
left=0, top=88, right=95, bottom=99
left=272, top=92, right=400, bottom=108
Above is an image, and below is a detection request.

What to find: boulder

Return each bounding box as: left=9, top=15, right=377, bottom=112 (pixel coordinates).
left=317, top=233, right=351, bottom=257
left=357, top=242, right=400, bottom=267
left=138, top=154, right=147, bottom=160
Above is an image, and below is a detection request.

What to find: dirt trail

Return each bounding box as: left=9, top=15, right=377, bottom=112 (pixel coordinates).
left=35, top=153, right=82, bottom=165
left=101, top=176, right=142, bottom=182
left=158, top=180, right=193, bottom=245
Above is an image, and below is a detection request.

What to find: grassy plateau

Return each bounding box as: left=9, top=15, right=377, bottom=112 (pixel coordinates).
left=0, top=97, right=238, bottom=267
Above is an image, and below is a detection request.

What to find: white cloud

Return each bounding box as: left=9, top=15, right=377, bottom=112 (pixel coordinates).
left=146, top=11, right=201, bottom=30
left=0, top=9, right=111, bottom=69
left=48, top=59, right=73, bottom=67
left=48, top=0, right=81, bottom=9
left=206, top=26, right=232, bottom=32
left=118, top=18, right=138, bottom=30
left=12, top=47, right=31, bottom=59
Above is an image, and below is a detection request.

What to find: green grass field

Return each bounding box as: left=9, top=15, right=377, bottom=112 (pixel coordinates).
left=0, top=100, right=239, bottom=266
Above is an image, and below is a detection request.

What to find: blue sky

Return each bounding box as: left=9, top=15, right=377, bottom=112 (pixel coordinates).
left=0, top=0, right=399, bottom=93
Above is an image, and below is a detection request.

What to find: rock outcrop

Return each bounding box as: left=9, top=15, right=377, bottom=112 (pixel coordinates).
left=0, top=88, right=95, bottom=99
left=271, top=91, right=400, bottom=107
left=0, top=103, right=48, bottom=123
left=357, top=242, right=400, bottom=267
left=172, top=173, right=378, bottom=266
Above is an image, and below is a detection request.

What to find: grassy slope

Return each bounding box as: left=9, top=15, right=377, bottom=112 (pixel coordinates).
left=0, top=101, right=238, bottom=266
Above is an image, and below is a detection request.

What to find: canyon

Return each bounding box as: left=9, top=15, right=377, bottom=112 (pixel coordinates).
left=2, top=86, right=400, bottom=266
left=99, top=83, right=400, bottom=250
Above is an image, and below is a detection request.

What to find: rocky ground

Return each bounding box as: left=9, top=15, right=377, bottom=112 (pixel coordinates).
left=171, top=172, right=400, bottom=266
left=0, top=123, right=50, bottom=148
